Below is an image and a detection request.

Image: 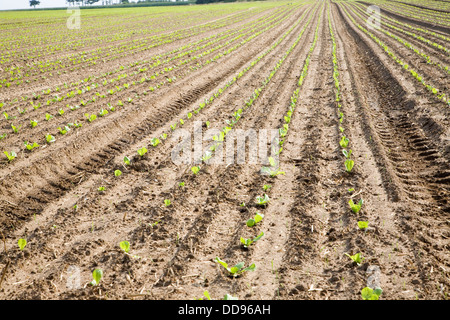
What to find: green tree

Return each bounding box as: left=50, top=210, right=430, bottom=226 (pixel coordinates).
left=29, top=0, right=40, bottom=8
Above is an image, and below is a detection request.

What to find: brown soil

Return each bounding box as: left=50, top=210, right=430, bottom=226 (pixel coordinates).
left=0, top=1, right=448, bottom=300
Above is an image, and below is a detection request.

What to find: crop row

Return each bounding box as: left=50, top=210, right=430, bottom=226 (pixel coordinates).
left=339, top=3, right=449, bottom=107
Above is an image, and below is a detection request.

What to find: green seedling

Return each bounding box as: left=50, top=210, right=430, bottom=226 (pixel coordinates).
left=215, top=257, right=255, bottom=277
left=240, top=232, right=264, bottom=248
left=256, top=194, right=270, bottom=206
left=118, top=100, right=124, bottom=107
left=150, top=138, right=160, bottom=147
left=123, top=156, right=130, bottom=166
left=24, top=141, right=39, bottom=151
left=345, top=159, right=354, bottom=172
left=137, top=147, right=147, bottom=157
left=58, top=108, right=64, bottom=116
left=179, top=119, right=184, bottom=125
left=57, top=126, right=70, bottom=135
left=263, top=184, right=271, bottom=192
left=46, top=134, right=55, bottom=143
left=160, top=133, right=167, bottom=140
left=164, top=199, right=171, bottom=207
left=178, top=182, right=185, bottom=187
left=0, top=133, right=7, bottom=140
left=84, top=113, right=97, bottom=122
left=240, top=202, right=245, bottom=207
left=4, top=112, right=16, bottom=120
left=30, top=119, right=38, bottom=128
left=45, top=113, right=53, bottom=121
left=18, top=108, right=27, bottom=115
left=349, top=199, right=363, bottom=214
left=4, top=151, right=17, bottom=162
left=114, top=170, right=122, bottom=177
left=191, top=166, right=200, bottom=175
left=345, top=252, right=364, bottom=265
left=361, top=287, right=382, bottom=300
left=342, top=149, right=352, bottom=158
left=18, top=238, right=27, bottom=251
left=11, top=124, right=22, bottom=133
left=119, top=241, right=130, bottom=253
left=91, top=269, right=103, bottom=286
left=340, top=136, right=349, bottom=148
left=98, top=109, right=108, bottom=117
left=223, top=294, right=238, bottom=300
left=246, top=212, right=264, bottom=227
left=358, top=221, right=369, bottom=230
left=170, top=124, right=177, bottom=131
left=205, top=121, right=210, bottom=128
left=98, top=186, right=106, bottom=192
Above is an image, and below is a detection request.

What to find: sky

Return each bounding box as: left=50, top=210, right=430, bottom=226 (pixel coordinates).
left=0, top=0, right=140, bottom=11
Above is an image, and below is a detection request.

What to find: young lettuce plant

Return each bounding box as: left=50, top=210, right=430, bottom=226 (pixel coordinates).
left=256, top=194, right=270, bottom=207
left=240, top=232, right=264, bottom=248
left=340, top=136, right=349, bottom=148
left=345, top=159, right=355, bottom=173
left=24, top=141, right=39, bottom=151
left=46, top=134, right=56, bottom=143
left=191, top=166, right=200, bottom=175
left=246, top=212, right=264, bottom=227
left=18, top=238, right=27, bottom=251
left=349, top=199, right=363, bottom=214
left=358, top=221, right=369, bottom=230
left=90, top=269, right=103, bottom=286
left=164, top=199, right=171, bottom=207
left=345, top=252, right=364, bottom=265
left=361, top=287, right=382, bottom=300
left=114, top=170, right=122, bottom=177
left=123, top=156, right=131, bottom=166
left=4, top=151, right=17, bottom=162
left=150, top=138, right=160, bottom=147
left=119, top=241, right=130, bottom=253
left=214, top=257, right=255, bottom=277
left=137, top=147, right=147, bottom=157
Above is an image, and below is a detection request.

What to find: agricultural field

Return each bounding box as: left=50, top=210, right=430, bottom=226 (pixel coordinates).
left=0, top=0, right=448, bottom=300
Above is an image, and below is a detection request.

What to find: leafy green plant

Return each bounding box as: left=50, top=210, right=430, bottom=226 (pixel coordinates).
left=98, top=186, right=106, bottom=192
left=178, top=182, right=185, bottom=187
left=123, top=156, right=130, bottom=166
left=342, top=149, right=352, bottom=158
left=45, top=113, right=53, bottom=121
left=345, top=159, right=354, bottom=172
left=215, top=257, right=255, bottom=277
left=340, top=136, right=349, bottom=148
left=84, top=113, right=97, bottom=122
left=98, top=109, right=108, bottom=117
left=91, top=269, right=103, bottom=286
left=24, top=141, right=39, bottom=151
left=349, top=199, right=363, bottom=214
left=164, top=199, right=171, bottom=207
left=246, top=212, right=264, bottom=227
left=137, top=147, right=147, bottom=157
left=114, top=170, right=122, bottom=177
left=150, top=138, right=160, bottom=147
left=119, top=241, right=130, bottom=253
left=191, top=166, right=200, bottom=175
left=57, top=126, right=70, bottom=135
left=11, top=124, right=22, bottom=133
left=345, top=252, right=363, bottom=265
left=263, top=184, right=271, bottom=192
left=361, top=287, right=382, bottom=300
left=3, top=112, right=16, bottom=120
left=18, top=238, right=27, bottom=251
left=240, top=232, right=264, bottom=248
left=46, top=134, right=56, bottom=143
left=30, top=119, right=38, bottom=128
left=4, top=151, right=17, bottom=162
left=358, top=221, right=369, bottom=230
left=256, top=194, right=270, bottom=206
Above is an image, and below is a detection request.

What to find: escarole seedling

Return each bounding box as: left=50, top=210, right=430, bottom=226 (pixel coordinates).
left=18, top=238, right=27, bottom=251
left=256, top=194, right=270, bottom=206
left=345, top=159, right=354, bottom=173
left=261, top=157, right=285, bottom=177
left=24, top=141, right=39, bottom=151
left=215, top=257, right=255, bottom=277
left=119, top=241, right=130, bottom=253
left=340, top=136, right=349, bottom=148
left=345, top=252, right=364, bottom=265
left=150, top=138, right=160, bottom=147
left=349, top=199, right=363, bottom=214
left=91, top=269, right=103, bottom=286
left=358, top=221, right=369, bottom=230
left=240, top=232, right=264, bottom=248
left=4, top=151, right=17, bottom=162
left=361, top=287, right=382, bottom=300
left=137, top=147, right=147, bottom=157
left=246, top=212, right=264, bottom=227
